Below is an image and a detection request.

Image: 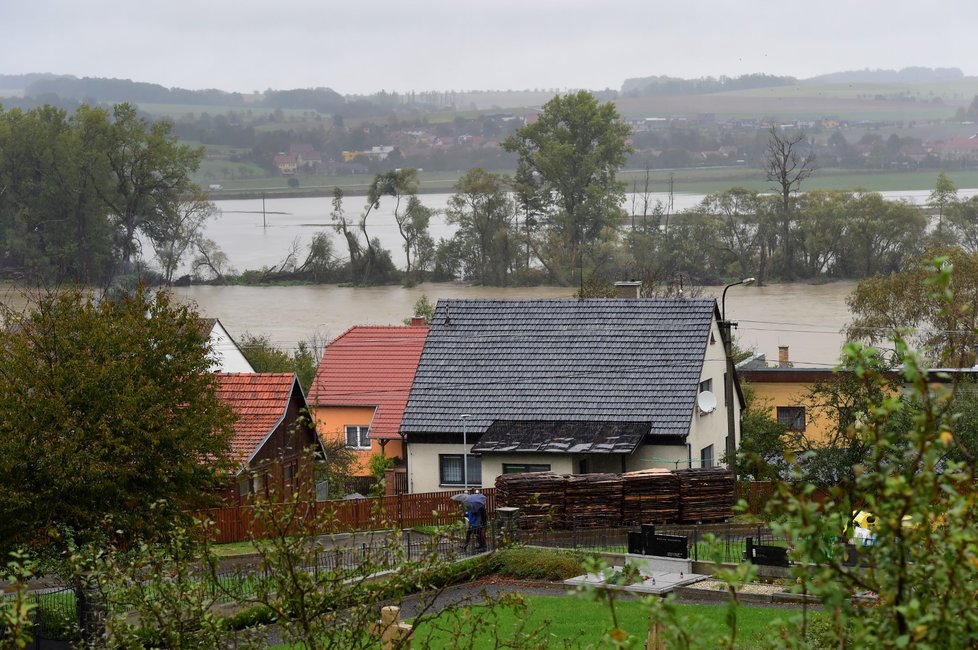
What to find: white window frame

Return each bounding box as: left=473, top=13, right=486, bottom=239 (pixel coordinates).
left=345, top=425, right=371, bottom=449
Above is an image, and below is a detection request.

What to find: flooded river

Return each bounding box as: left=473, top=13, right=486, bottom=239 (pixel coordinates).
left=175, top=192, right=865, bottom=367
left=167, top=279, right=858, bottom=369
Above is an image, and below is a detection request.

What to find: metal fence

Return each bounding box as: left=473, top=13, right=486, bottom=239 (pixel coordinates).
left=504, top=516, right=787, bottom=565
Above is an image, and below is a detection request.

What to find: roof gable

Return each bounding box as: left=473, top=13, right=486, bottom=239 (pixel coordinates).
left=401, top=299, right=716, bottom=437
left=215, top=372, right=303, bottom=463
left=308, top=326, right=428, bottom=440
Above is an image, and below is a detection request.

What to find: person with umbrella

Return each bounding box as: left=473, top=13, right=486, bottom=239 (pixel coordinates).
left=452, top=491, right=488, bottom=552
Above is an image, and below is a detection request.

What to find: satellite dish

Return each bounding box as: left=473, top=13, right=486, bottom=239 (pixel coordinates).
left=697, top=390, right=717, bottom=414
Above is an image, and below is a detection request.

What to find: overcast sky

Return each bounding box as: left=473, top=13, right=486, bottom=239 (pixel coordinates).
left=2, top=0, right=975, bottom=95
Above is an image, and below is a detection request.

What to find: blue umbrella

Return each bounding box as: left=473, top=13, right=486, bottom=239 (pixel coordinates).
left=451, top=492, right=487, bottom=511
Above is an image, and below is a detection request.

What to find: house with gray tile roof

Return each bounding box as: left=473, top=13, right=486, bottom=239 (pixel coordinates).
left=400, top=298, right=744, bottom=493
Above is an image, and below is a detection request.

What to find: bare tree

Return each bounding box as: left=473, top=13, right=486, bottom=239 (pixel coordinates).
left=765, top=125, right=815, bottom=281
left=191, top=237, right=234, bottom=284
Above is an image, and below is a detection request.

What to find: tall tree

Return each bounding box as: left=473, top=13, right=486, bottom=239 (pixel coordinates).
left=145, top=189, right=217, bottom=284
left=81, top=103, right=204, bottom=267
left=445, top=168, right=516, bottom=285
left=0, top=287, right=235, bottom=554
left=946, top=195, right=978, bottom=252
left=764, top=126, right=815, bottom=282
left=503, top=91, right=632, bottom=286
left=398, top=195, right=434, bottom=286
left=0, top=105, right=114, bottom=284
left=329, top=187, right=361, bottom=284
left=357, top=170, right=411, bottom=285
left=846, top=249, right=978, bottom=366
left=697, top=188, right=764, bottom=280
left=929, top=170, right=958, bottom=242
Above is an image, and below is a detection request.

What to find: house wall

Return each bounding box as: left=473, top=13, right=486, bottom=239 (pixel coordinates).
left=684, top=316, right=741, bottom=467
left=251, top=389, right=318, bottom=467
left=744, top=380, right=834, bottom=445
left=313, top=405, right=377, bottom=476
left=624, top=444, right=690, bottom=471
left=479, top=454, right=575, bottom=489
left=209, top=324, right=254, bottom=373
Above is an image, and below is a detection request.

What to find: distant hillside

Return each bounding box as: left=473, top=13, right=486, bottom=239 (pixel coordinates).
left=621, top=73, right=796, bottom=97
left=0, top=73, right=66, bottom=91
left=802, top=67, right=965, bottom=85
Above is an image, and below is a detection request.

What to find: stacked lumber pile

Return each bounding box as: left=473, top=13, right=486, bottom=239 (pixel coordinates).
left=495, top=472, right=566, bottom=528
left=622, top=468, right=681, bottom=524
left=564, top=473, right=622, bottom=527
left=676, top=469, right=735, bottom=522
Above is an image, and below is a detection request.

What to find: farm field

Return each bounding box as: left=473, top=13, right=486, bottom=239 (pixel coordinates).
left=196, top=166, right=978, bottom=199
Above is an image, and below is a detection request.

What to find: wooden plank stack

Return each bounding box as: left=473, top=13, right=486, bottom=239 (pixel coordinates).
left=622, top=468, right=681, bottom=524
left=496, top=468, right=736, bottom=527
left=495, top=472, right=566, bottom=528
left=564, top=473, right=622, bottom=527
left=676, top=469, right=735, bottom=522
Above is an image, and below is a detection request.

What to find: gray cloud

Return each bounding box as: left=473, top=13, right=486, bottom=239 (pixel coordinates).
left=1, top=0, right=974, bottom=94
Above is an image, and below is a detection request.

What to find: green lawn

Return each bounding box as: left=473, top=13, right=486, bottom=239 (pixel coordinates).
left=269, top=595, right=818, bottom=649
left=413, top=596, right=812, bottom=649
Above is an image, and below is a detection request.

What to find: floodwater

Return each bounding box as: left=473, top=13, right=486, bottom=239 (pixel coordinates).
left=198, top=189, right=978, bottom=278
left=166, top=279, right=858, bottom=369
left=18, top=186, right=953, bottom=369
left=178, top=190, right=879, bottom=367
left=0, top=275, right=856, bottom=368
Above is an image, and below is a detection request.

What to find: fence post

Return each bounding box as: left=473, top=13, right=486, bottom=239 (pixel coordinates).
left=74, top=573, right=106, bottom=647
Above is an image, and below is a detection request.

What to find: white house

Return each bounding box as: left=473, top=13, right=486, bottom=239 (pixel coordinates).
left=400, top=298, right=744, bottom=494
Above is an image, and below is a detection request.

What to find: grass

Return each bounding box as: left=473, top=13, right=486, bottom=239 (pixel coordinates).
left=192, top=164, right=978, bottom=200
left=269, top=596, right=816, bottom=649
left=211, top=540, right=259, bottom=557
left=415, top=596, right=809, bottom=649
left=412, top=596, right=815, bottom=649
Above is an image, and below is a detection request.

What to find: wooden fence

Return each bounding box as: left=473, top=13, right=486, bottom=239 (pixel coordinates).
left=202, top=488, right=497, bottom=545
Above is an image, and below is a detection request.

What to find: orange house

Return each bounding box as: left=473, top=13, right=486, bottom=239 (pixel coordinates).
left=308, top=323, right=428, bottom=476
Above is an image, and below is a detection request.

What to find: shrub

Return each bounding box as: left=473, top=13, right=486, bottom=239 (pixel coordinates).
left=492, top=547, right=587, bottom=581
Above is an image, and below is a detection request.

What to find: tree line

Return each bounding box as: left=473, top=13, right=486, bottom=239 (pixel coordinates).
left=0, top=102, right=213, bottom=288
left=2, top=95, right=975, bottom=291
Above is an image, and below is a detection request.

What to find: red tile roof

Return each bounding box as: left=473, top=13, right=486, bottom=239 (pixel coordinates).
left=215, top=373, right=298, bottom=463
left=308, top=326, right=428, bottom=440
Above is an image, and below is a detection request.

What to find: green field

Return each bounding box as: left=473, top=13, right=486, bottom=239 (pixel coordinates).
left=196, top=166, right=978, bottom=200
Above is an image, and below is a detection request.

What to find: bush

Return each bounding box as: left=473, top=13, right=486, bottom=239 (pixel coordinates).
left=491, top=547, right=587, bottom=581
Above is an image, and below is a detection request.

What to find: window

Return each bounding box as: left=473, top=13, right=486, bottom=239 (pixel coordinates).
left=345, top=425, right=370, bottom=449
left=502, top=463, right=551, bottom=475
left=253, top=473, right=266, bottom=496
left=700, top=444, right=714, bottom=469
left=315, top=480, right=329, bottom=502
left=699, top=378, right=713, bottom=393
left=284, top=461, right=298, bottom=486
left=439, top=454, right=482, bottom=486
left=777, top=406, right=806, bottom=431
left=238, top=477, right=251, bottom=498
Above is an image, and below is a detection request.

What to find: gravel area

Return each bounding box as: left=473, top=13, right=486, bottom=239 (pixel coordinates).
left=682, top=579, right=786, bottom=596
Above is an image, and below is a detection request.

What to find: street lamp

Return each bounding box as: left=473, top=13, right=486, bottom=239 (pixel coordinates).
left=460, top=414, right=471, bottom=491
left=719, top=278, right=754, bottom=477
left=721, top=277, right=755, bottom=322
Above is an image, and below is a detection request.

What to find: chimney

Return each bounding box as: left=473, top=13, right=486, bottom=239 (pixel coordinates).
left=410, top=316, right=427, bottom=327
left=778, top=345, right=789, bottom=368
left=614, top=281, right=642, bottom=299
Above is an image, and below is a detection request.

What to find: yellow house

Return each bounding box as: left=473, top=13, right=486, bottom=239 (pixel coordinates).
left=738, top=346, right=839, bottom=445
left=739, top=367, right=840, bottom=445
